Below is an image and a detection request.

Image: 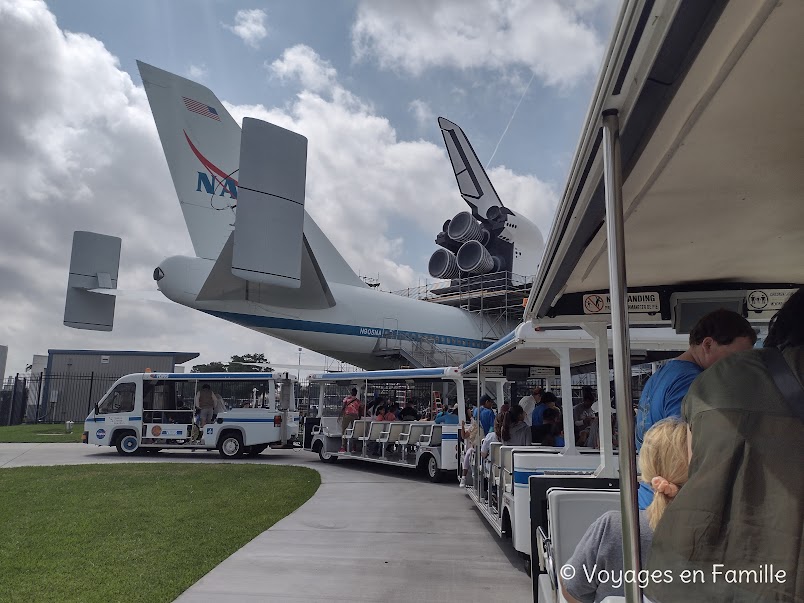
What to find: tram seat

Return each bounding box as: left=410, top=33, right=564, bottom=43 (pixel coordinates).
left=490, top=442, right=503, bottom=514
left=419, top=425, right=442, bottom=447
left=536, top=488, right=620, bottom=596
left=393, top=423, right=412, bottom=448
left=501, top=446, right=563, bottom=494
left=398, top=423, right=430, bottom=463
left=358, top=422, right=387, bottom=456
left=379, top=423, right=407, bottom=459
left=343, top=420, right=368, bottom=453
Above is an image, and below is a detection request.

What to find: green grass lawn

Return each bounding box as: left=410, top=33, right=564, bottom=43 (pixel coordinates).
left=0, top=463, right=320, bottom=602
left=0, top=423, right=85, bottom=443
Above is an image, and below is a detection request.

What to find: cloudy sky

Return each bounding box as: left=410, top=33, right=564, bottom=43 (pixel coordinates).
left=0, top=0, right=619, bottom=378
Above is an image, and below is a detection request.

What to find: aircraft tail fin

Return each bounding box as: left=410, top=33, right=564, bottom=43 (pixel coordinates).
left=139, top=61, right=365, bottom=289
left=138, top=61, right=240, bottom=261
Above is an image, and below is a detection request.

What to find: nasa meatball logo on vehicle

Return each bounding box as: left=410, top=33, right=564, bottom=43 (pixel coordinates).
left=96, top=429, right=106, bottom=439
left=151, top=425, right=162, bottom=437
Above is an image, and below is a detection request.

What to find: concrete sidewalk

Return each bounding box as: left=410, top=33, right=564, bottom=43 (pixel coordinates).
left=0, top=444, right=532, bottom=602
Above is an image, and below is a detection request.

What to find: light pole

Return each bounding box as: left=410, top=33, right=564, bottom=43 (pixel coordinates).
left=297, top=347, right=303, bottom=379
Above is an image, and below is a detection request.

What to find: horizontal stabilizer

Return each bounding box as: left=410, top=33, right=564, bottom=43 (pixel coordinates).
left=64, top=231, right=121, bottom=331
left=438, top=117, right=505, bottom=222
left=197, top=232, right=335, bottom=309
left=88, top=289, right=174, bottom=303
left=232, top=118, right=308, bottom=287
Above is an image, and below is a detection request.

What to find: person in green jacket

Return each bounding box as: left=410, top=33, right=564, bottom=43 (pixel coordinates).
left=647, top=287, right=804, bottom=603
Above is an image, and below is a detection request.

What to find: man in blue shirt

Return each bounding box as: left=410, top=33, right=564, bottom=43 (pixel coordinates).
left=434, top=404, right=460, bottom=425
left=635, top=309, right=756, bottom=508
left=475, top=394, right=495, bottom=435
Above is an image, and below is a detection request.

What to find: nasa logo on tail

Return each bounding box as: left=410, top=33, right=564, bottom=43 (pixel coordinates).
left=184, top=130, right=239, bottom=199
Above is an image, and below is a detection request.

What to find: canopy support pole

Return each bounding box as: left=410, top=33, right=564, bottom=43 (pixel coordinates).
left=603, top=109, right=641, bottom=603
left=455, top=378, right=466, bottom=428
left=581, top=322, right=615, bottom=476
left=553, top=347, right=577, bottom=455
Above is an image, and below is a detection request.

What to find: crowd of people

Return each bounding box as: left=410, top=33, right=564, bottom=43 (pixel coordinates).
left=337, top=389, right=462, bottom=426
left=560, top=290, right=803, bottom=603
left=448, top=292, right=803, bottom=602
left=336, top=387, right=463, bottom=453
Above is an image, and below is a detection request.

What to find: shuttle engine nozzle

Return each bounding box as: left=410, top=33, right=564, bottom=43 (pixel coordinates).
left=428, top=248, right=460, bottom=279
left=456, top=240, right=501, bottom=275
left=447, top=211, right=489, bottom=244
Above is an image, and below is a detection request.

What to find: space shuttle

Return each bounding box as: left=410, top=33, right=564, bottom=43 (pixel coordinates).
left=63, top=62, right=544, bottom=370
left=429, top=118, right=544, bottom=282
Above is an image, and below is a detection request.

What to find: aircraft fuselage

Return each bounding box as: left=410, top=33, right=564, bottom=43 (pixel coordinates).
left=156, top=255, right=497, bottom=369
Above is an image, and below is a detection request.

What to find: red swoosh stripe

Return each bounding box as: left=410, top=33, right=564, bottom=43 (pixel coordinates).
left=183, top=130, right=239, bottom=196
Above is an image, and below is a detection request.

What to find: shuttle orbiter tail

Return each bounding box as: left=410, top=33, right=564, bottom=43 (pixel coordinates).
left=429, top=118, right=544, bottom=280
left=438, top=116, right=508, bottom=223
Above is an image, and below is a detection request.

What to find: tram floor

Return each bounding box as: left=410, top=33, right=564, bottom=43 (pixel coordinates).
left=0, top=443, right=533, bottom=602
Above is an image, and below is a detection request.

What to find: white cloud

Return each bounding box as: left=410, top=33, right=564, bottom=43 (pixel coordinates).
left=268, top=45, right=337, bottom=93
left=408, top=99, right=434, bottom=131
left=223, top=8, right=268, bottom=48
left=352, top=0, right=605, bottom=88
left=187, top=63, right=207, bottom=80
left=488, top=166, right=559, bottom=233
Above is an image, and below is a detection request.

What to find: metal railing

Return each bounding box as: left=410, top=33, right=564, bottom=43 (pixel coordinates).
left=1, top=372, right=120, bottom=425
left=375, top=331, right=474, bottom=368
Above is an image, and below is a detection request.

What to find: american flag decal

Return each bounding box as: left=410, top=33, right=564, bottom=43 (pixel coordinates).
left=182, top=96, right=221, bottom=121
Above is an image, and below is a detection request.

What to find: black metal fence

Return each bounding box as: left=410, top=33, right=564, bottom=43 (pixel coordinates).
left=0, top=373, right=120, bottom=425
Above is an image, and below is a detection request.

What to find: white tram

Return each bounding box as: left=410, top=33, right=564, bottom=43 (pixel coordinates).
left=305, top=367, right=503, bottom=481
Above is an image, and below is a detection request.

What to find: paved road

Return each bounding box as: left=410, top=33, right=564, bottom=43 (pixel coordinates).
left=1, top=443, right=532, bottom=602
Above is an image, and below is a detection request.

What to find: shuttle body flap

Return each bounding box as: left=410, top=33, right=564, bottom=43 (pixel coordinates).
left=64, top=231, right=121, bottom=331
left=232, top=118, right=308, bottom=288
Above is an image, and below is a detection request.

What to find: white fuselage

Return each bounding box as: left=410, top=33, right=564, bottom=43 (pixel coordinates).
left=156, top=255, right=501, bottom=369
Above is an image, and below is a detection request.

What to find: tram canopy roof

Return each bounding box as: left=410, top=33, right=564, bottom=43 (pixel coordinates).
left=524, top=0, right=804, bottom=328
left=460, top=322, right=687, bottom=373
left=308, top=367, right=464, bottom=382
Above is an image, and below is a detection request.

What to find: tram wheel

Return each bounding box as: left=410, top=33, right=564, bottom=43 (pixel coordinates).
left=315, top=441, right=338, bottom=463
left=421, top=454, right=444, bottom=482
left=247, top=444, right=269, bottom=457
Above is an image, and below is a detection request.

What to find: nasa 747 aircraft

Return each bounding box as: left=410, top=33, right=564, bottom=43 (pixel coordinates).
left=63, top=62, right=544, bottom=370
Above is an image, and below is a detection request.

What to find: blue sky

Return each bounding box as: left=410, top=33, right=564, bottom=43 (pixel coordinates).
left=50, top=0, right=616, bottom=184
left=0, top=0, right=619, bottom=375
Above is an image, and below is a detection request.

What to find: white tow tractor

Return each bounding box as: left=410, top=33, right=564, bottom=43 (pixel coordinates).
left=83, top=372, right=299, bottom=458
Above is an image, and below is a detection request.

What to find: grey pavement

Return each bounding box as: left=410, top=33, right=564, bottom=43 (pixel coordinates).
left=1, top=443, right=532, bottom=602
